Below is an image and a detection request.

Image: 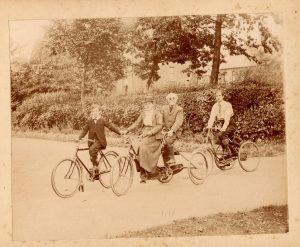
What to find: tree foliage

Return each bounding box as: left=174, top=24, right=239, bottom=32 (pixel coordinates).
left=43, top=18, right=128, bottom=108
left=129, top=14, right=281, bottom=87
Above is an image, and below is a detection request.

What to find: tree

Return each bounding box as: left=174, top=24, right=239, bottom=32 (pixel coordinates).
left=129, top=16, right=211, bottom=90
left=209, top=14, right=281, bottom=85
left=129, top=14, right=281, bottom=88
left=43, top=18, right=128, bottom=109
left=237, top=50, right=284, bottom=85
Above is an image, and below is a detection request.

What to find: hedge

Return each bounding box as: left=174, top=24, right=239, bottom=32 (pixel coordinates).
left=12, top=83, right=285, bottom=141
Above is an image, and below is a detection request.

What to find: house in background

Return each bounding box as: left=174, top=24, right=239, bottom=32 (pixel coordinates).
left=114, top=55, right=257, bottom=95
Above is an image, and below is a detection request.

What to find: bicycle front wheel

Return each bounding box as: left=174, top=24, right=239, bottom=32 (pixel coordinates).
left=98, top=151, right=119, bottom=188
left=188, top=150, right=208, bottom=185
left=51, top=159, right=81, bottom=198
left=238, top=141, right=261, bottom=172
left=110, top=156, right=134, bottom=196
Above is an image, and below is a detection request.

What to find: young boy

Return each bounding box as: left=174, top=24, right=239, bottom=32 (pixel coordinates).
left=78, top=104, right=121, bottom=176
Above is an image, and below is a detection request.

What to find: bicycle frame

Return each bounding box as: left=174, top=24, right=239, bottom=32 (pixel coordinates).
left=205, top=129, right=228, bottom=164
left=124, top=134, right=190, bottom=170
left=73, top=147, right=113, bottom=176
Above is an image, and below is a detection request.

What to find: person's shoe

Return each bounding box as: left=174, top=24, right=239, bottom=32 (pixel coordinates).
left=140, top=171, right=147, bottom=183
left=231, top=152, right=238, bottom=159
left=149, top=167, right=159, bottom=176
left=91, top=166, right=100, bottom=180
left=218, top=157, right=231, bottom=167
left=170, top=163, right=184, bottom=175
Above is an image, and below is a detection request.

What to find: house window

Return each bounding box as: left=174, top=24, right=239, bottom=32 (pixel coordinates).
left=231, top=71, right=235, bottom=81
left=218, top=71, right=227, bottom=83
left=169, top=65, right=175, bottom=82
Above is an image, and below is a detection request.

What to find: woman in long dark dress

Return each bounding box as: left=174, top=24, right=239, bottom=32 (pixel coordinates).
left=123, top=95, right=163, bottom=182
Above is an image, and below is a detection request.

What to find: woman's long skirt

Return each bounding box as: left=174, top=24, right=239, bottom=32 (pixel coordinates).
left=138, top=135, right=161, bottom=172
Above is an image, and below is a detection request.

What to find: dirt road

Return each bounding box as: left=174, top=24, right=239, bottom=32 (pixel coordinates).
left=12, top=138, right=287, bottom=240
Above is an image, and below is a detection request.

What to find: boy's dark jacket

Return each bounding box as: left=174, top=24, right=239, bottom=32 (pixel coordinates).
left=79, top=118, right=120, bottom=148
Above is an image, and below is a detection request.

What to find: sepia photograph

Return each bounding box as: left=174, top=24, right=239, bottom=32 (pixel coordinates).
left=1, top=0, right=300, bottom=246
left=9, top=12, right=288, bottom=241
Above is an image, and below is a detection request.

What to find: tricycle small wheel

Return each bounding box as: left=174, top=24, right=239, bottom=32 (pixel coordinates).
left=188, top=150, right=208, bottom=185
left=110, top=156, right=134, bottom=196
left=158, top=167, right=173, bottom=183
left=238, top=141, right=260, bottom=172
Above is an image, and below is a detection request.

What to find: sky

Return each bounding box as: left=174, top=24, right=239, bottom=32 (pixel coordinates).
left=9, top=20, right=51, bottom=61
left=8, top=15, right=282, bottom=62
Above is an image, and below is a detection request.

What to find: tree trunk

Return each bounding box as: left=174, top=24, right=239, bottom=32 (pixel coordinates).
left=81, top=66, right=87, bottom=113
left=210, top=15, right=223, bottom=86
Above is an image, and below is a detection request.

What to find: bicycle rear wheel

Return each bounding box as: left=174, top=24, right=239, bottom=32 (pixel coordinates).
left=51, top=159, right=81, bottom=198
left=238, top=141, right=260, bottom=172
left=98, top=151, right=119, bottom=188
left=188, top=150, right=208, bottom=185
left=110, top=156, right=134, bottom=196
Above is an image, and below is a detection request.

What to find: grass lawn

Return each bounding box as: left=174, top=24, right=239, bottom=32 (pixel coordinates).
left=116, top=205, right=288, bottom=238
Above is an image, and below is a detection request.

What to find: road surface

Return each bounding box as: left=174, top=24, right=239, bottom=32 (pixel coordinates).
left=12, top=137, right=287, bottom=240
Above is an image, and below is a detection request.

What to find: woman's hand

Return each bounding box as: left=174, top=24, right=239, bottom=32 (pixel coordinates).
left=167, top=129, right=174, bottom=137
left=120, top=129, right=128, bottom=135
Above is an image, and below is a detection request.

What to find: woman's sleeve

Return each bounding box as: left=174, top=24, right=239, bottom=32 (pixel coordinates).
left=149, top=111, right=163, bottom=135
left=127, top=114, right=143, bottom=132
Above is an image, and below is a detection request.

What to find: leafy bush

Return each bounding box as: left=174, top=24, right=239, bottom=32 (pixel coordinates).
left=12, top=83, right=285, bottom=141
left=12, top=92, right=86, bottom=130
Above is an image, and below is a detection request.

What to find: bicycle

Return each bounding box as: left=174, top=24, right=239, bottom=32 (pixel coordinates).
left=190, top=127, right=261, bottom=176
left=51, top=138, right=119, bottom=198
left=110, top=132, right=208, bottom=196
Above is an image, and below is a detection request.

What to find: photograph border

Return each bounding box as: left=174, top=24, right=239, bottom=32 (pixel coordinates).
left=1, top=0, right=300, bottom=246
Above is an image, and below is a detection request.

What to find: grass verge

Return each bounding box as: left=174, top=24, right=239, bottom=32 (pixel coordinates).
left=116, top=205, right=288, bottom=238
left=12, top=129, right=285, bottom=157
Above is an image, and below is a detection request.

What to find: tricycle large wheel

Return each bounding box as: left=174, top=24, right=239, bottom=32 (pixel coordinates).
left=157, top=166, right=173, bottom=183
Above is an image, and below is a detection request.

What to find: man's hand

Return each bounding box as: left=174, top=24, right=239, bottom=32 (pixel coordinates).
left=140, top=132, right=150, bottom=138
left=167, top=129, right=174, bottom=137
